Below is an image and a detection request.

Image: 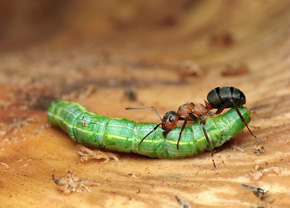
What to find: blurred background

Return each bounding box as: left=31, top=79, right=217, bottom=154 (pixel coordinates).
left=1, top=0, right=289, bottom=110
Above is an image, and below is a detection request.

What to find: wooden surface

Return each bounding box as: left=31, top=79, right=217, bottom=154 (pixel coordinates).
left=1, top=1, right=290, bottom=207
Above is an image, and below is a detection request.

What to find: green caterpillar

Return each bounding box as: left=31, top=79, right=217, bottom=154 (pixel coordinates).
left=48, top=100, right=251, bottom=158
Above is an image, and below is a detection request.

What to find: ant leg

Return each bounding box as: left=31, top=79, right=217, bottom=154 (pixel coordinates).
left=216, top=100, right=258, bottom=143
left=215, top=100, right=230, bottom=114
left=200, top=121, right=216, bottom=168
left=177, top=113, right=198, bottom=150
left=138, top=123, right=162, bottom=150
left=230, top=99, right=258, bottom=141
left=177, top=115, right=189, bottom=150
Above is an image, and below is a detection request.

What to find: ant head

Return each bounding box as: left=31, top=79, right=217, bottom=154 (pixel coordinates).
left=162, top=111, right=179, bottom=135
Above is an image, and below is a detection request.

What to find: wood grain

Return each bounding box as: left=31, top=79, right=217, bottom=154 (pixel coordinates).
left=1, top=1, right=290, bottom=207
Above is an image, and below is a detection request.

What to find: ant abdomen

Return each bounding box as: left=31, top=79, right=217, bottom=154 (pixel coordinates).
left=207, top=86, right=246, bottom=109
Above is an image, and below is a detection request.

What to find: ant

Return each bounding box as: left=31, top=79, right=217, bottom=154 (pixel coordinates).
left=126, top=86, right=257, bottom=168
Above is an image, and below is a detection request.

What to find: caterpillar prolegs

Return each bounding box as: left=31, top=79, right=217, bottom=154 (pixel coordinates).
left=48, top=100, right=251, bottom=159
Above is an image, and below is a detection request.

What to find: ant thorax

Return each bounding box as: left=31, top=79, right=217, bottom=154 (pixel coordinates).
left=191, top=103, right=214, bottom=118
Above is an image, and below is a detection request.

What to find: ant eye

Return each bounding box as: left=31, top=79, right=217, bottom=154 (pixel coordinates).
left=169, top=116, right=174, bottom=122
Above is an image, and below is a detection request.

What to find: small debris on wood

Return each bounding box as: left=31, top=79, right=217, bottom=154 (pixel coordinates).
left=77, top=85, right=97, bottom=100
left=250, top=166, right=281, bottom=181
left=128, top=173, right=138, bottom=178
left=0, top=162, right=9, bottom=169
left=158, top=13, right=178, bottom=28
left=241, top=183, right=268, bottom=200
left=209, top=31, right=234, bottom=47
left=231, top=145, right=245, bottom=152
left=221, top=62, right=250, bottom=76
left=174, top=195, right=192, bottom=208
left=61, top=85, right=97, bottom=101
left=0, top=129, right=5, bottom=137
left=76, top=145, right=119, bottom=164
left=0, top=117, right=36, bottom=144
left=52, top=171, right=100, bottom=194
left=179, top=60, right=204, bottom=78
left=33, top=123, right=51, bottom=135
left=253, top=146, right=265, bottom=154
left=124, top=88, right=137, bottom=101
left=0, top=100, right=12, bottom=110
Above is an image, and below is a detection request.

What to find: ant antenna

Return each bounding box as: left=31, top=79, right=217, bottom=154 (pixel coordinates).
left=137, top=123, right=162, bottom=150
left=126, top=106, right=163, bottom=121
left=126, top=106, right=164, bottom=150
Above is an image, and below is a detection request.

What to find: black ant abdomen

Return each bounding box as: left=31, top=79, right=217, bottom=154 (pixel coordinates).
left=207, top=86, right=246, bottom=109
left=207, top=86, right=257, bottom=141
